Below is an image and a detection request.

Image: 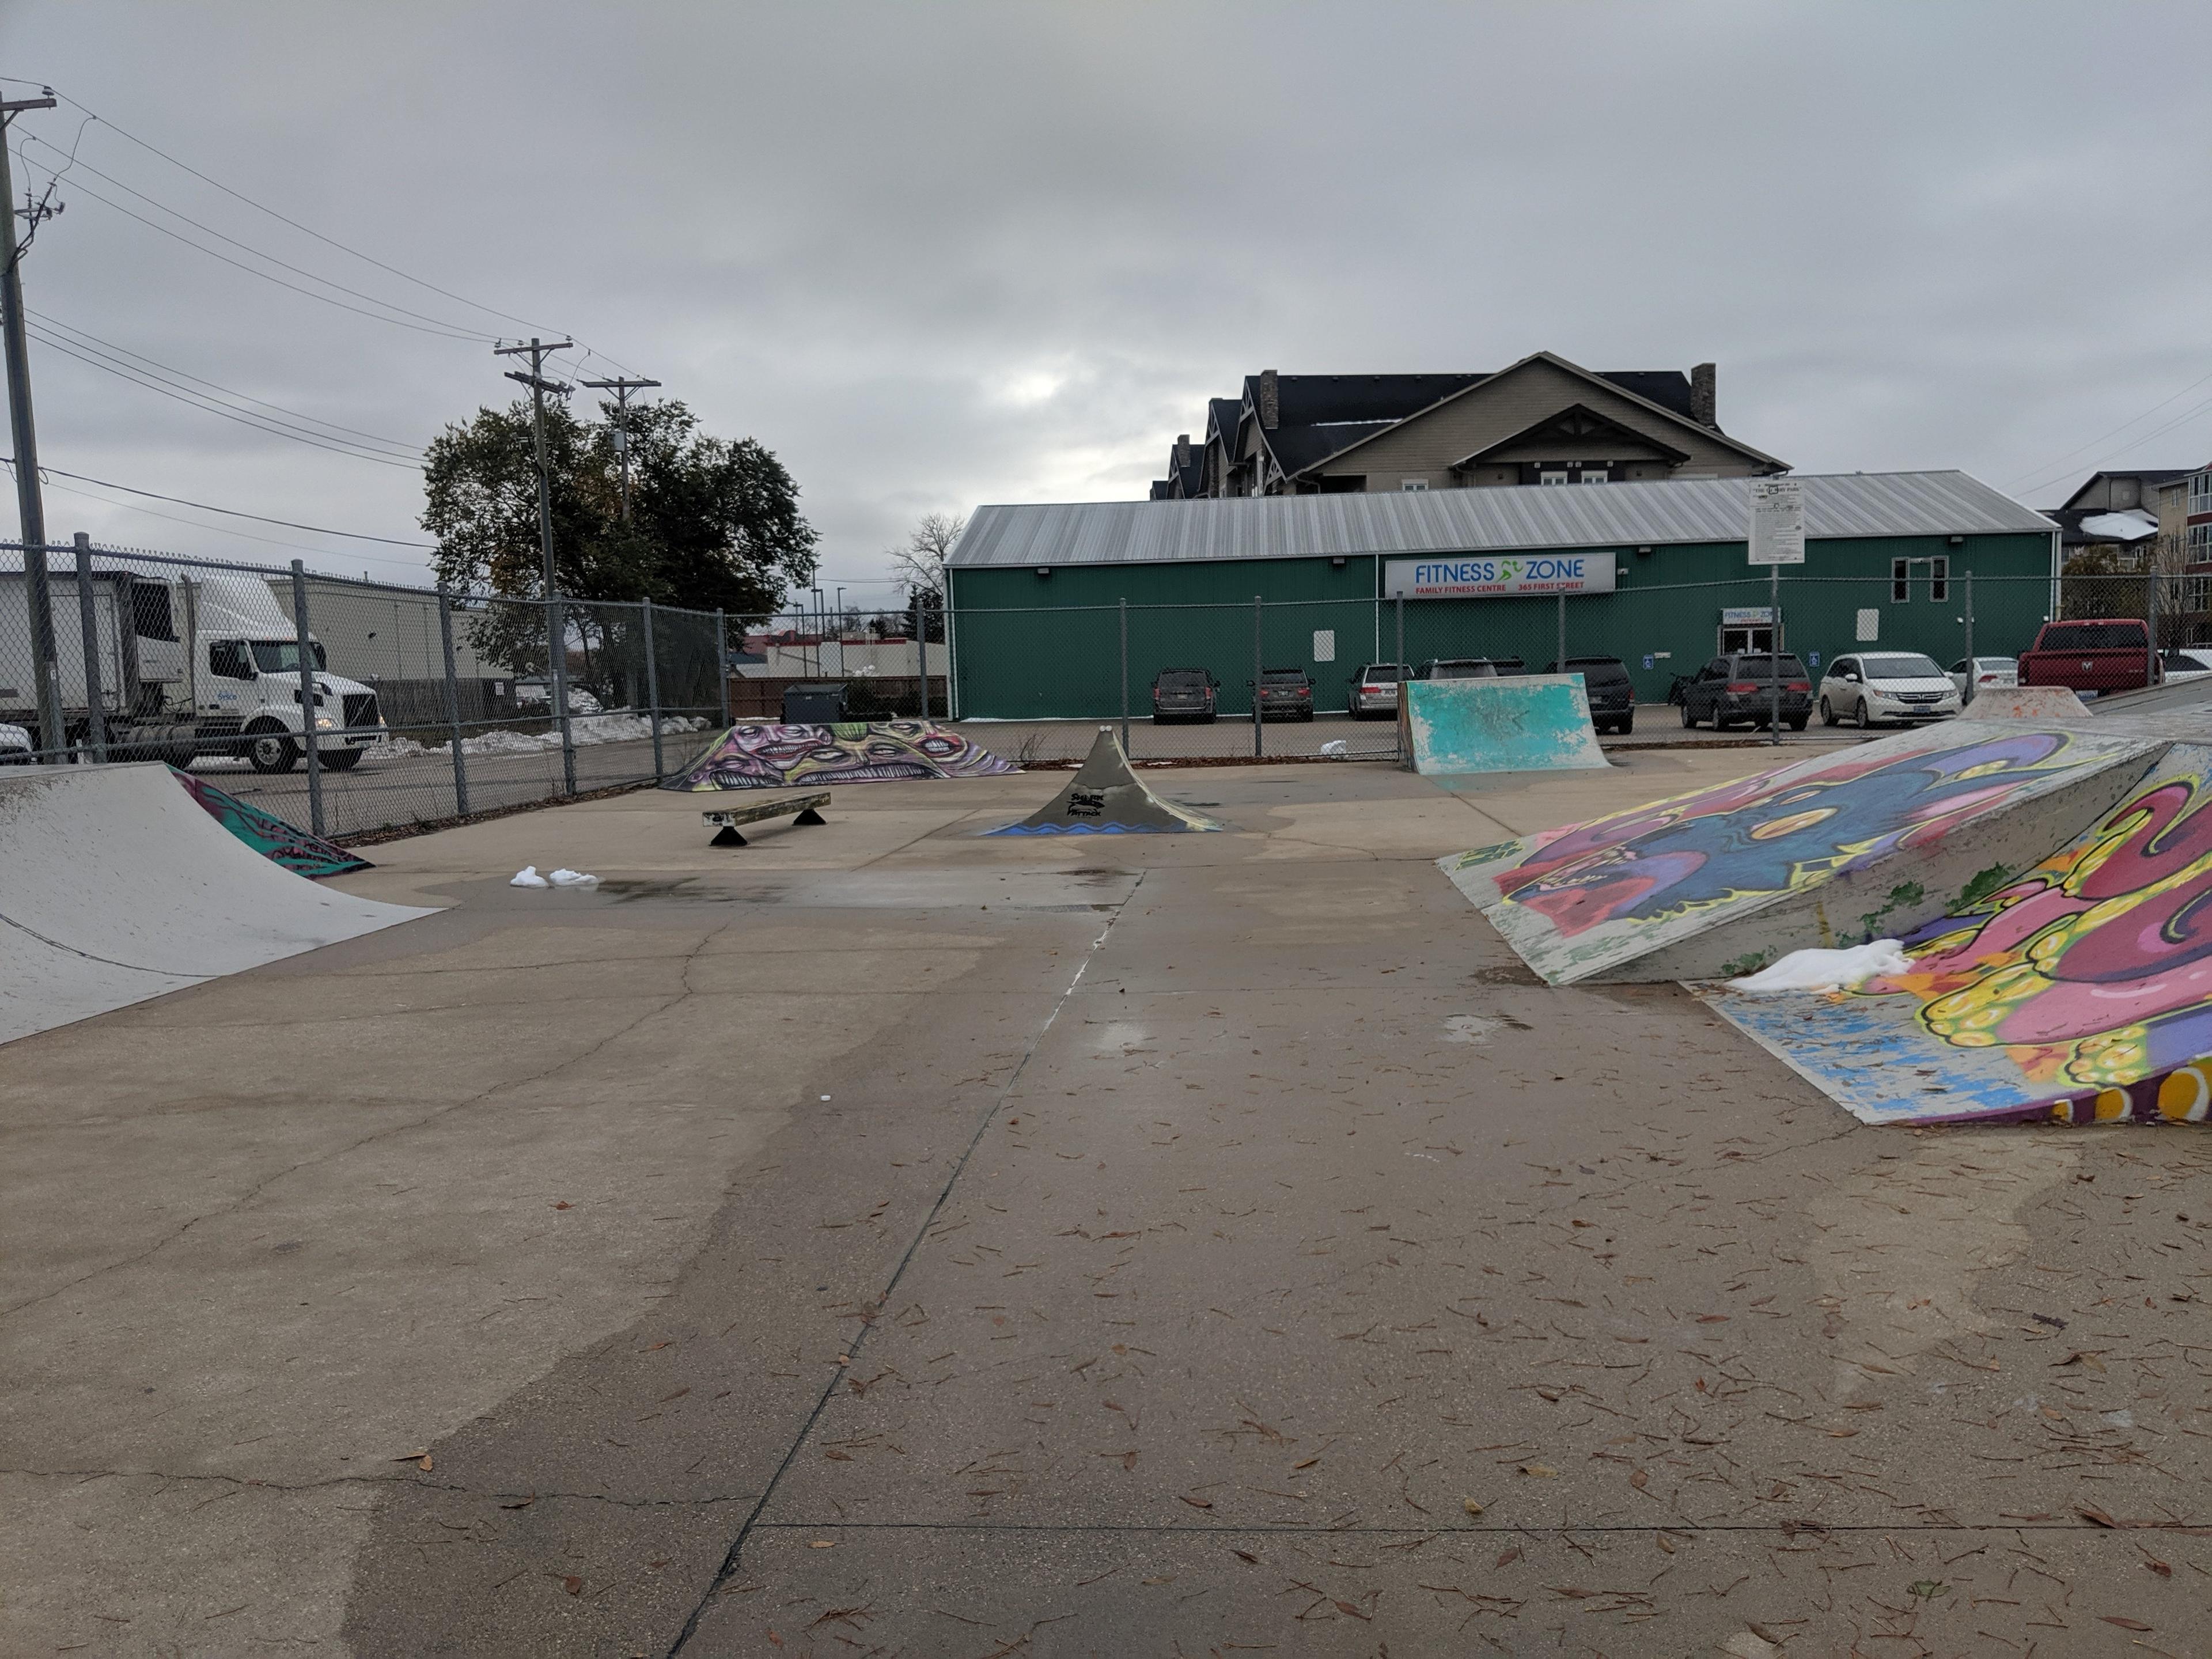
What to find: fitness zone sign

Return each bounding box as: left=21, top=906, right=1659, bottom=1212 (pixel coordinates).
left=1383, top=554, right=1617, bottom=598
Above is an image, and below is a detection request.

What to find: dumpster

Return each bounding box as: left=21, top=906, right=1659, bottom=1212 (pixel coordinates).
left=781, top=681, right=851, bottom=724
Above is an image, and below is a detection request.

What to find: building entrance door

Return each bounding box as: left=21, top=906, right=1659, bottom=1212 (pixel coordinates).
left=1719, top=623, right=1775, bottom=654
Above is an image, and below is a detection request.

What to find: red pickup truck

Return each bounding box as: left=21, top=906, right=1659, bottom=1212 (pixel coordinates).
left=2016, top=618, right=2158, bottom=696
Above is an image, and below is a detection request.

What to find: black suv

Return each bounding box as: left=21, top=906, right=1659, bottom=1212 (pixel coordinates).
left=1152, top=667, right=1219, bottom=724
left=1679, top=653, right=1812, bottom=731
left=1413, top=657, right=1525, bottom=680
left=1545, top=656, right=1636, bottom=735
left=1252, top=666, right=1314, bottom=721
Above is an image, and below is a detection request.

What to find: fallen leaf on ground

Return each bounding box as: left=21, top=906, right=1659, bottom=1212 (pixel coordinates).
left=1180, top=1495, right=1213, bottom=1509
left=552, top=1201, right=572, bottom=1210
left=1496, top=1547, right=1522, bottom=1567
left=1630, top=1469, right=1647, bottom=1490
left=2080, top=1506, right=2119, bottom=1528
left=562, top=1576, right=582, bottom=1596
left=2101, top=1616, right=2153, bottom=1631
left=1463, top=1498, right=1484, bottom=1515
left=1520, top=1463, right=1559, bottom=1478
left=808, top=1540, right=835, bottom=1549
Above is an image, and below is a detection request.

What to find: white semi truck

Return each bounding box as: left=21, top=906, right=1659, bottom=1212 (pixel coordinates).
left=0, top=568, right=387, bottom=771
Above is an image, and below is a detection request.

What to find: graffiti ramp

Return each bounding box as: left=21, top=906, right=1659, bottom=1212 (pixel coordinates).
left=986, top=728, right=1224, bottom=835
left=663, top=719, right=1016, bottom=790
left=0, top=763, right=431, bottom=1046
left=1699, top=741, right=2212, bottom=1125
left=1439, top=721, right=2163, bottom=985
left=1399, top=675, right=1610, bottom=777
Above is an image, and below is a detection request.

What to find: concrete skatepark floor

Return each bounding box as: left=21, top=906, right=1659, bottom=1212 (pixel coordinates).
left=3, top=752, right=2209, bottom=1657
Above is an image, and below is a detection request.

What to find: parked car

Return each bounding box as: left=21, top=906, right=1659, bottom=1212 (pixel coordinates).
left=1948, top=655, right=2017, bottom=698
left=2161, top=649, right=2212, bottom=684
left=1544, top=655, right=1635, bottom=735
left=1252, top=666, right=1315, bottom=722
left=0, top=721, right=31, bottom=763
left=1679, top=653, right=1813, bottom=730
left=1413, top=657, right=1524, bottom=680
left=2017, top=618, right=2158, bottom=696
left=1346, top=662, right=1407, bottom=719
left=1151, top=667, right=1219, bottom=724
left=1817, top=652, right=1961, bottom=728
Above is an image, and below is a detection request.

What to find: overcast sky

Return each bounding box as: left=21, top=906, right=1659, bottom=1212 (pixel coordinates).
left=2, top=1, right=2208, bottom=604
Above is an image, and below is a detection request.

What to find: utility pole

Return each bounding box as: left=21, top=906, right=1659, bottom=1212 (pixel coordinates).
left=1, top=89, right=60, bottom=762
left=578, top=375, right=660, bottom=524
left=494, top=337, right=575, bottom=791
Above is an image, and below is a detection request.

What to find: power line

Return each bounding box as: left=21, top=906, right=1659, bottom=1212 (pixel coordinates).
left=2005, top=364, right=2212, bottom=498
left=13, top=81, right=645, bottom=377
left=18, top=132, right=506, bottom=343
left=26, top=323, right=423, bottom=468
left=29, top=310, right=422, bottom=455
left=3, top=456, right=431, bottom=544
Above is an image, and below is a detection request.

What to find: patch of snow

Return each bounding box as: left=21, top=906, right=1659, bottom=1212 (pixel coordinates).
left=1729, top=940, right=1911, bottom=993
left=1320, top=738, right=1348, bottom=757
left=509, top=865, right=550, bottom=888
left=547, top=868, right=598, bottom=887
left=2079, top=511, right=2156, bottom=541
left=365, top=713, right=707, bottom=763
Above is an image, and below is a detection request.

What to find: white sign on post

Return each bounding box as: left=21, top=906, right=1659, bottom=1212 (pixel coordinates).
left=1748, top=478, right=1806, bottom=566
left=1312, top=629, right=1335, bottom=663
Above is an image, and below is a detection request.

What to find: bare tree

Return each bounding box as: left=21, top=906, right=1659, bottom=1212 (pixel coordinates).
left=887, top=512, right=966, bottom=603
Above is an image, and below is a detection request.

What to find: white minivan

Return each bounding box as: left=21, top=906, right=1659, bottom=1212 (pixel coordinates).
left=1819, top=652, right=1962, bottom=729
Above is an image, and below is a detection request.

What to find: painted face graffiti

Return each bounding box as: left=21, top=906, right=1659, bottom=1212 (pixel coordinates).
left=668, top=719, right=1017, bottom=790
left=1480, top=733, right=2085, bottom=938
left=1863, top=764, right=2212, bottom=1089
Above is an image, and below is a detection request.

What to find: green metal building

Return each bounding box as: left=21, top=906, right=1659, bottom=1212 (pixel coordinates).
left=942, top=471, right=2060, bottom=719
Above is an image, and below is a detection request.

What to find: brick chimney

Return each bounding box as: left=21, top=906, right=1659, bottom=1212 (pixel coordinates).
left=1175, top=433, right=1191, bottom=470
left=1257, top=369, right=1279, bottom=430
left=1690, top=362, right=1717, bottom=429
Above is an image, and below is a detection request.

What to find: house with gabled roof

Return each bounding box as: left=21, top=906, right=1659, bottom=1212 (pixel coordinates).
left=1156, top=350, right=1787, bottom=499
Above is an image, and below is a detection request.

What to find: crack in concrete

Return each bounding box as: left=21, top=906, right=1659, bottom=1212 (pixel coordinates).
left=0, top=928, right=725, bottom=1325
left=1, top=1467, right=757, bottom=1509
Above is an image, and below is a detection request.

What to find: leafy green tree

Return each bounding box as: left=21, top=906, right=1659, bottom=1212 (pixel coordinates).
left=422, top=397, right=819, bottom=693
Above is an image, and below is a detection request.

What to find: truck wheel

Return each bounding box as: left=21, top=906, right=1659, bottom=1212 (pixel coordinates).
left=246, top=724, right=298, bottom=774
left=321, top=749, right=363, bottom=772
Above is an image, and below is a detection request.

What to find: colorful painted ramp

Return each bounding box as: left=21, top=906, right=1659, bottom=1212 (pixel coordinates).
left=1399, top=675, right=1609, bottom=776
left=172, top=770, right=371, bottom=877
left=1702, top=743, right=2212, bottom=1125
left=0, top=763, right=430, bottom=1047
left=665, top=719, right=1016, bottom=790
left=1440, top=722, right=2163, bottom=984
left=987, top=728, right=1224, bottom=835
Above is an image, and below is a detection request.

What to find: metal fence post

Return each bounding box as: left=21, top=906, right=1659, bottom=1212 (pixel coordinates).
left=916, top=599, right=930, bottom=719
left=21, top=538, right=63, bottom=762
left=641, top=596, right=664, bottom=780
left=1394, top=590, right=1404, bottom=668
left=1252, top=593, right=1263, bottom=759
left=1961, top=571, right=1975, bottom=707
left=1119, top=596, right=1130, bottom=752
left=435, top=583, right=469, bottom=816
left=289, top=559, right=325, bottom=837
left=1555, top=590, right=1566, bottom=676
left=715, top=609, right=731, bottom=728
left=1768, top=563, right=1781, bottom=747
left=2147, top=559, right=2161, bottom=669
left=72, top=533, right=107, bottom=762
left=1394, top=590, right=1406, bottom=766
left=550, top=594, right=575, bottom=794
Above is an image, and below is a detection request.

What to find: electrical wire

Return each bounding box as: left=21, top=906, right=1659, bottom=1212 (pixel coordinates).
left=2005, top=365, right=2212, bottom=498
left=17, top=461, right=433, bottom=545
left=28, top=325, right=425, bottom=468
left=18, top=133, right=506, bottom=343
left=8, top=79, right=646, bottom=377
left=30, top=310, right=422, bottom=456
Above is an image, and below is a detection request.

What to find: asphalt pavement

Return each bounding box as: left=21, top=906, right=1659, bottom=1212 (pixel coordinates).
left=5, top=753, right=2205, bottom=1656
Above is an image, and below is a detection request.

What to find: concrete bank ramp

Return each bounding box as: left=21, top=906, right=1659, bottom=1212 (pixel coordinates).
left=1700, top=741, right=2212, bottom=1125
left=1967, top=685, right=2091, bottom=719
left=1440, top=721, right=2162, bottom=984
left=0, top=763, right=432, bottom=1046
left=987, top=727, right=1224, bottom=835
left=1399, top=674, right=1608, bottom=777
left=665, top=719, right=1016, bottom=790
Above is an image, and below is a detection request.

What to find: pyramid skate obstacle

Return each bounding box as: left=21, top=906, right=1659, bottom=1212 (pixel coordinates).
left=986, top=728, right=1224, bottom=835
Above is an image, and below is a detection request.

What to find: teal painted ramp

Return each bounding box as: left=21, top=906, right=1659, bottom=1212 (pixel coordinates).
left=1400, top=675, right=1608, bottom=776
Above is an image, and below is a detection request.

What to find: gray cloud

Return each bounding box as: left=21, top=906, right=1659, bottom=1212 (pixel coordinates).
left=2, top=0, right=2207, bottom=600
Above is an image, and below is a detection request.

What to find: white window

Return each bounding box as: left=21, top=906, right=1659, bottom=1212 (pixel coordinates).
left=2191, top=522, right=2212, bottom=563
left=1312, top=629, right=1336, bottom=663
left=2191, top=470, right=2212, bottom=514
left=1579, top=469, right=1609, bottom=484
left=1400, top=478, right=1429, bottom=492
left=1539, top=469, right=1570, bottom=486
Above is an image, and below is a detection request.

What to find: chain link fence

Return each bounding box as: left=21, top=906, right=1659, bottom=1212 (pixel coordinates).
left=2, top=533, right=2195, bottom=839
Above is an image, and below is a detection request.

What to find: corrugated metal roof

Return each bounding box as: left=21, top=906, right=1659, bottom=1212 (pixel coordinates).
left=947, top=471, right=2057, bottom=570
